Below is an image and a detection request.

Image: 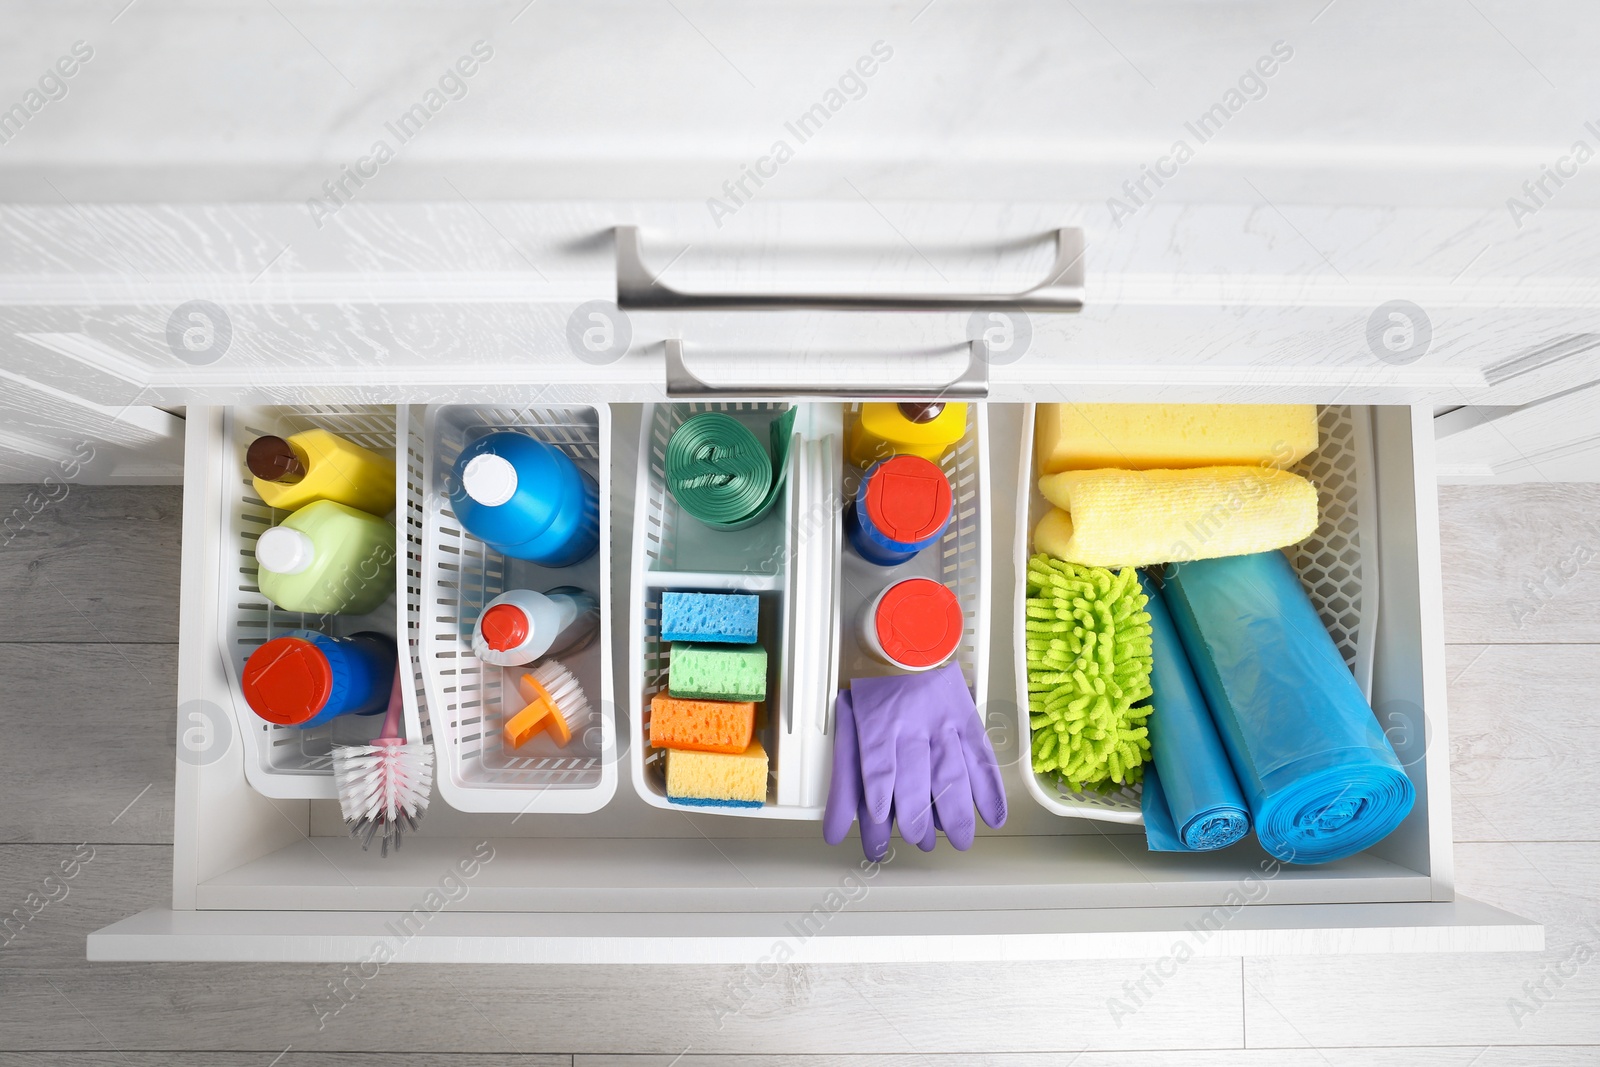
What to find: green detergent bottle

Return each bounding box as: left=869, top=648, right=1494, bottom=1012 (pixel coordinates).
left=255, top=500, right=396, bottom=615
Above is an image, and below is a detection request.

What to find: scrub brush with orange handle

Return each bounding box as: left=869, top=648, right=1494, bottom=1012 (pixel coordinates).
left=504, top=659, right=588, bottom=749
left=333, top=669, right=433, bottom=855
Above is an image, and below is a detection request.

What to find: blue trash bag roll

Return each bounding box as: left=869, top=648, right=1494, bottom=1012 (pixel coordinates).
left=1160, top=551, right=1415, bottom=865
left=1138, top=572, right=1251, bottom=852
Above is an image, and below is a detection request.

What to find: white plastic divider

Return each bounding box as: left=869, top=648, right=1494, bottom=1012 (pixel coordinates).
left=217, top=406, right=412, bottom=801
left=417, top=404, right=615, bottom=815
left=1014, top=403, right=1382, bottom=823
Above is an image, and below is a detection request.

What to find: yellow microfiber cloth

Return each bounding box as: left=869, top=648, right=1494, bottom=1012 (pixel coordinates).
left=666, top=741, right=768, bottom=808
left=1034, top=466, right=1318, bottom=568
left=1037, top=403, right=1318, bottom=474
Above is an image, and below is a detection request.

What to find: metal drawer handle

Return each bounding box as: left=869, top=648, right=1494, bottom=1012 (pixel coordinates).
left=664, top=339, right=989, bottom=400
left=617, top=226, right=1085, bottom=312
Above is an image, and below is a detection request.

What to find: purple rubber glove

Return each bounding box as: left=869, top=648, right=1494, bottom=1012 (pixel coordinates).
left=850, top=663, right=1007, bottom=850
left=824, top=689, right=936, bottom=860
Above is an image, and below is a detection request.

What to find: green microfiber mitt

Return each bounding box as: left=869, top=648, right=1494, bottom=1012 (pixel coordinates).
left=1025, top=554, right=1154, bottom=793
left=669, top=643, right=767, bottom=702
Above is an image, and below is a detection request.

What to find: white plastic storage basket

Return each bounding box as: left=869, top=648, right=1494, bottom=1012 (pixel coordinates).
left=628, top=402, right=989, bottom=820
left=417, top=403, right=615, bottom=815
left=217, top=405, right=419, bottom=801
left=836, top=401, right=990, bottom=745
left=1014, top=403, right=1380, bottom=823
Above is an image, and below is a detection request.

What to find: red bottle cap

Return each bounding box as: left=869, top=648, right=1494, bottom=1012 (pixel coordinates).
left=864, top=456, right=952, bottom=545
left=479, top=603, right=530, bottom=652
left=241, top=635, right=332, bottom=726
left=874, top=578, right=963, bottom=669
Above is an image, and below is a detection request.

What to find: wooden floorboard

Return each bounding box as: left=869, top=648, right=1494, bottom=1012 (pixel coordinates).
left=0, top=643, right=177, bottom=845
left=3, top=1053, right=1594, bottom=1067
left=1439, top=483, right=1600, bottom=645
left=0, top=956, right=1245, bottom=1054
left=0, top=485, right=182, bottom=644
left=1446, top=643, right=1600, bottom=842
left=0, top=1058, right=576, bottom=1067
left=574, top=1055, right=1600, bottom=1066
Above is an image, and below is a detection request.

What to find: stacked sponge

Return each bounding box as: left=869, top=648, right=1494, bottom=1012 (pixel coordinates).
left=661, top=591, right=759, bottom=644
left=652, top=591, right=770, bottom=808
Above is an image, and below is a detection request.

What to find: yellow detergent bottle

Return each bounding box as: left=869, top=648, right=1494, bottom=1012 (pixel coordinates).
left=848, top=402, right=968, bottom=469
left=247, top=429, right=396, bottom=515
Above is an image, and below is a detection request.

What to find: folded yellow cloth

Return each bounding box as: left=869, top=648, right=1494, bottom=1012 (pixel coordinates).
left=1034, top=466, right=1318, bottom=567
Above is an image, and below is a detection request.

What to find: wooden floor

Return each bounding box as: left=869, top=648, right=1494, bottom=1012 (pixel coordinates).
left=2, top=481, right=1599, bottom=1064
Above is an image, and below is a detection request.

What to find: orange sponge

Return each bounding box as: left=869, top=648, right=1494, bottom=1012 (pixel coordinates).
left=649, top=693, right=755, bottom=754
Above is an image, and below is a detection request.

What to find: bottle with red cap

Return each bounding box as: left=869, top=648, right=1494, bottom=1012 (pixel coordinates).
left=241, top=629, right=396, bottom=728
left=470, top=587, right=600, bottom=668
left=845, top=455, right=953, bottom=567
left=861, top=578, right=964, bottom=672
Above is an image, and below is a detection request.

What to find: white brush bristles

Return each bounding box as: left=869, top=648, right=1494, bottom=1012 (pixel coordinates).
left=333, top=738, right=434, bottom=855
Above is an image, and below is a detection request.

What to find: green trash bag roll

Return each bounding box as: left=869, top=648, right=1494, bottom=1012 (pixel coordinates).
left=665, top=409, right=797, bottom=531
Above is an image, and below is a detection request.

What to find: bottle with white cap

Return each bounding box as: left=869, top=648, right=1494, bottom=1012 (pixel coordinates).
left=255, top=500, right=397, bottom=615
left=449, top=431, right=600, bottom=567
left=471, top=587, right=600, bottom=667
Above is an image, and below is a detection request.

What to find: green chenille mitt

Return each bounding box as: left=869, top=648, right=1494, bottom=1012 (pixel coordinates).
left=1025, top=554, right=1154, bottom=793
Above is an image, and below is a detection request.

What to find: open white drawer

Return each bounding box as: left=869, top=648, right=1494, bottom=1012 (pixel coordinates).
left=89, top=400, right=1542, bottom=963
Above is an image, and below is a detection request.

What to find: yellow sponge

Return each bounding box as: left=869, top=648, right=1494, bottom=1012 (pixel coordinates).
left=1034, top=466, right=1318, bottom=567
left=665, top=741, right=768, bottom=808
left=1037, top=404, right=1318, bottom=474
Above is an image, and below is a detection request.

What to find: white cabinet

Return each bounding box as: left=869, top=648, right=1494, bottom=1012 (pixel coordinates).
left=0, top=198, right=1540, bottom=962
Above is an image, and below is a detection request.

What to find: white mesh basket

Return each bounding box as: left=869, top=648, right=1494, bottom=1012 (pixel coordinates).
left=217, top=405, right=421, bottom=800
left=1014, top=404, right=1380, bottom=823
left=628, top=402, right=989, bottom=820
left=417, top=403, right=615, bottom=815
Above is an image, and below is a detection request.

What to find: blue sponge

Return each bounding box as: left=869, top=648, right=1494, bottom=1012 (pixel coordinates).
left=660, top=591, right=759, bottom=645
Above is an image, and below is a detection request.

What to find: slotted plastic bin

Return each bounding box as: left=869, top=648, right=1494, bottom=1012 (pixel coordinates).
left=217, top=405, right=419, bottom=801
left=629, top=402, right=989, bottom=820
left=835, top=401, right=990, bottom=736
left=417, top=403, right=616, bottom=815
left=1014, top=403, right=1381, bottom=822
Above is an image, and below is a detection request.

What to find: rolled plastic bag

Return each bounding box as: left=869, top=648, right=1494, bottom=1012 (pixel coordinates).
left=1138, top=572, right=1250, bottom=852
left=1161, top=551, right=1415, bottom=865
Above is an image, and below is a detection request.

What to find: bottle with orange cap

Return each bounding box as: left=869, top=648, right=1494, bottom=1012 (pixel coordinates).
left=861, top=578, right=963, bottom=672
left=241, top=629, right=396, bottom=728
left=470, top=587, right=600, bottom=668
left=845, top=454, right=954, bottom=567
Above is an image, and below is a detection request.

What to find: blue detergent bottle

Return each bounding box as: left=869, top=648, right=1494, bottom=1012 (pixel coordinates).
left=240, top=629, right=396, bottom=728
left=449, top=431, right=600, bottom=566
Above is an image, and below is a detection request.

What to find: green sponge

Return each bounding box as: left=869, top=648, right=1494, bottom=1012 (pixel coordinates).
left=669, top=642, right=767, bottom=702
left=1025, top=554, right=1154, bottom=793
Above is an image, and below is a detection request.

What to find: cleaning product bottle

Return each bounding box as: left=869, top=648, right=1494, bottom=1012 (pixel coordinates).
left=845, top=455, right=953, bottom=567
left=449, top=431, right=600, bottom=566
left=255, top=500, right=396, bottom=615
left=241, top=629, right=396, bottom=727
left=247, top=429, right=396, bottom=516
left=847, top=402, right=967, bottom=468
left=860, top=578, right=963, bottom=672
left=471, top=587, right=600, bottom=667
